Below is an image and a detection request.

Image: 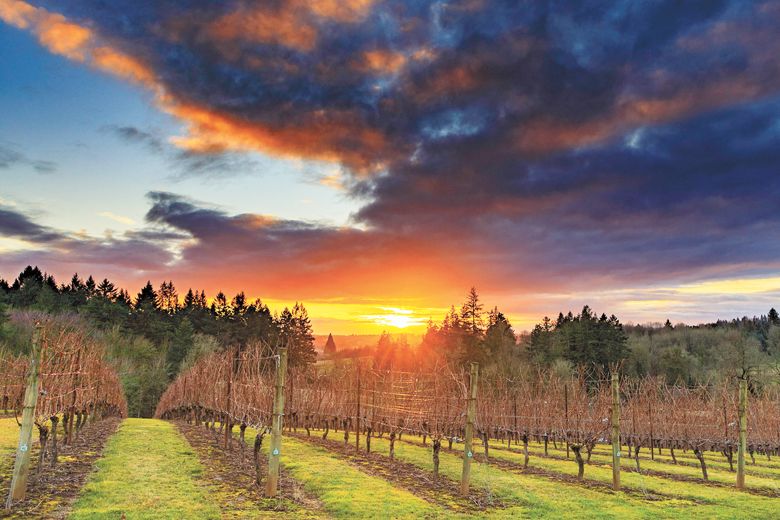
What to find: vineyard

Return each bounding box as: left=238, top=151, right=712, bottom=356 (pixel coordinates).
left=1, top=316, right=127, bottom=513
left=150, top=341, right=780, bottom=517
left=3, top=334, right=780, bottom=517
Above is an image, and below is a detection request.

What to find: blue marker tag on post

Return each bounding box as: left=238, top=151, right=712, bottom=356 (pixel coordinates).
left=20, top=444, right=28, bottom=452
left=272, top=448, right=280, bottom=456
left=467, top=450, right=473, bottom=458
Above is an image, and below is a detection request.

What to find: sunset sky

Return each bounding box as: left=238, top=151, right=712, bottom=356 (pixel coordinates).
left=1, top=0, right=779, bottom=334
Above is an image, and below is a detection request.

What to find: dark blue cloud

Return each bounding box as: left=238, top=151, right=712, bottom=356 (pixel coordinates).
left=9, top=1, right=780, bottom=291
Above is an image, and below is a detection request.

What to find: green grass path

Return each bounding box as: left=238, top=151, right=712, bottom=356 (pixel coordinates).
left=0, top=416, right=19, bottom=456
left=245, top=426, right=446, bottom=519
left=69, top=418, right=222, bottom=520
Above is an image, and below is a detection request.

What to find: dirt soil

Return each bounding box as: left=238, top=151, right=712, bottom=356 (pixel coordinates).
left=176, top=421, right=325, bottom=517
left=0, top=417, right=121, bottom=519
left=291, top=430, right=513, bottom=514
left=402, top=437, right=780, bottom=501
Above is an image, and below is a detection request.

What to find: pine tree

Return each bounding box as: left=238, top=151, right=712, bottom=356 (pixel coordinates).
left=156, top=281, right=179, bottom=315
left=324, top=333, right=337, bottom=355
left=460, top=287, right=484, bottom=335
left=135, top=281, right=158, bottom=310
left=97, top=278, right=117, bottom=300
left=183, top=288, right=196, bottom=309
left=85, top=275, right=97, bottom=297
left=279, top=303, right=317, bottom=367
left=212, top=291, right=229, bottom=319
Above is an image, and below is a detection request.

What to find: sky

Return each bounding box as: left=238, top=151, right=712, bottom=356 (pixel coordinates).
left=1, top=0, right=779, bottom=335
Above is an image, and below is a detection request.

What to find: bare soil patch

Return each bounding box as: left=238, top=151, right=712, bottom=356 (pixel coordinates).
left=176, top=421, right=324, bottom=517
left=0, top=417, right=120, bottom=519
left=292, top=431, right=513, bottom=514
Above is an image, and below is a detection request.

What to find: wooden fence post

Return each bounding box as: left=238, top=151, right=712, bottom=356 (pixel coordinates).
left=67, top=345, right=81, bottom=445
left=461, top=362, right=479, bottom=496
left=564, top=383, right=569, bottom=459
left=611, top=371, right=621, bottom=491
left=355, top=366, right=361, bottom=452
left=737, top=378, right=747, bottom=490
left=6, top=325, right=43, bottom=509
left=266, top=347, right=288, bottom=497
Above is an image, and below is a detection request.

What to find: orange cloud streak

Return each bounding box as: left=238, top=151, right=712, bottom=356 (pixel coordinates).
left=1, top=0, right=391, bottom=172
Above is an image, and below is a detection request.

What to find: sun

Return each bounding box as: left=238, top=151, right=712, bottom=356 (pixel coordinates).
left=375, top=313, right=416, bottom=329
left=363, top=307, right=428, bottom=330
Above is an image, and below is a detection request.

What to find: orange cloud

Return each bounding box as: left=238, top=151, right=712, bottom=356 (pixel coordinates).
left=203, top=0, right=375, bottom=55
left=92, top=47, right=157, bottom=87
left=309, top=0, right=375, bottom=23
left=1, top=1, right=391, bottom=171
left=0, top=0, right=36, bottom=29
left=206, top=5, right=317, bottom=52
left=359, top=49, right=407, bottom=74
left=0, top=0, right=91, bottom=60
left=165, top=101, right=390, bottom=172
left=517, top=76, right=775, bottom=154
left=0, top=0, right=158, bottom=87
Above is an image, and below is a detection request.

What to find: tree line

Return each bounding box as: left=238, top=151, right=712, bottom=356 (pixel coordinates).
left=0, top=266, right=316, bottom=416
left=358, top=287, right=779, bottom=387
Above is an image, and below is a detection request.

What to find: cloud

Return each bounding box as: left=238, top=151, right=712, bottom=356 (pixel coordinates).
left=0, top=204, right=175, bottom=276
left=98, top=211, right=135, bottom=226
left=0, top=205, right=64, bottom=242
left=104, top=125, right=261, bottom=179
left=4, top=0, right=780, bottom=324
left=0, top=142, right=57, bottom=173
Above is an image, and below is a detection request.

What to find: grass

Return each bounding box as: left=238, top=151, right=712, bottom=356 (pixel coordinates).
left=0, top=416, right=19, bottom=454
left=245, top=426, right=447, bottom=519
left=515, top=438, right=780, bottom=492
left=6, top=417, right=780, bottom=519
left=291, top=427, right=780, bottom=518
left=69, top=418, right=222, bottom=520
left=0, top=417, right=20, bottom=488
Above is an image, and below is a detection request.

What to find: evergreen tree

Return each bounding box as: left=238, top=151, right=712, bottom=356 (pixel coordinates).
left=135, top=281, right=158, bottom=310
left=97, top=278, right=117, bottom=300
left=157, top=281, right=179, bottom=315
left=85, top=275, right=97, bottom=297
left=279, top=303, right=317, bottom=367
left=324, top=333, right=337, bottom=355
left=460, top=287, right=484, bottom=335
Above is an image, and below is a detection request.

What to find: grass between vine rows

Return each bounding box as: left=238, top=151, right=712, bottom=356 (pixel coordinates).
left=3, top=417, right=780, bottom=519
left=69, top=419, right=221, bottom=520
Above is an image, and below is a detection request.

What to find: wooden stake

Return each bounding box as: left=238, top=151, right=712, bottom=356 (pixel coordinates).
left=265, top=347, right=288, bottom=497
left=67, top=346, right=81, bottom=445
left=611, top=371, right=621, bottom=491
left=224, top=347, right=237, bottom=450
left=6, top=325, right=43, bottom=509
left=461, top=362, right=479, bottom=496
left=564, top=383, right=569, bottom=459
left=355, top=366, right=361, bottom=452
left=737, top=378, right=747, bottom=490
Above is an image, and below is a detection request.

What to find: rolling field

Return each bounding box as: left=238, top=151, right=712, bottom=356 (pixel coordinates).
left=3, top=417, right=779, bottom=518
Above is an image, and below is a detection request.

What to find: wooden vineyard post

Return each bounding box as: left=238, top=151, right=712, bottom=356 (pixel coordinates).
left=737, top=378, right=747, bottom=490
left=611, top=371, right=621, bottom=491
left=67, top=345, right=82, bottom=445
left=355, top=367, right=361, bottom=452
left=461, top=362, right=479, bottom=496
left=266, top=347, right=288, bottom=497
left=564, top=383, right=569, bottom=459
left=6, top=325, right=42, bottom=509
